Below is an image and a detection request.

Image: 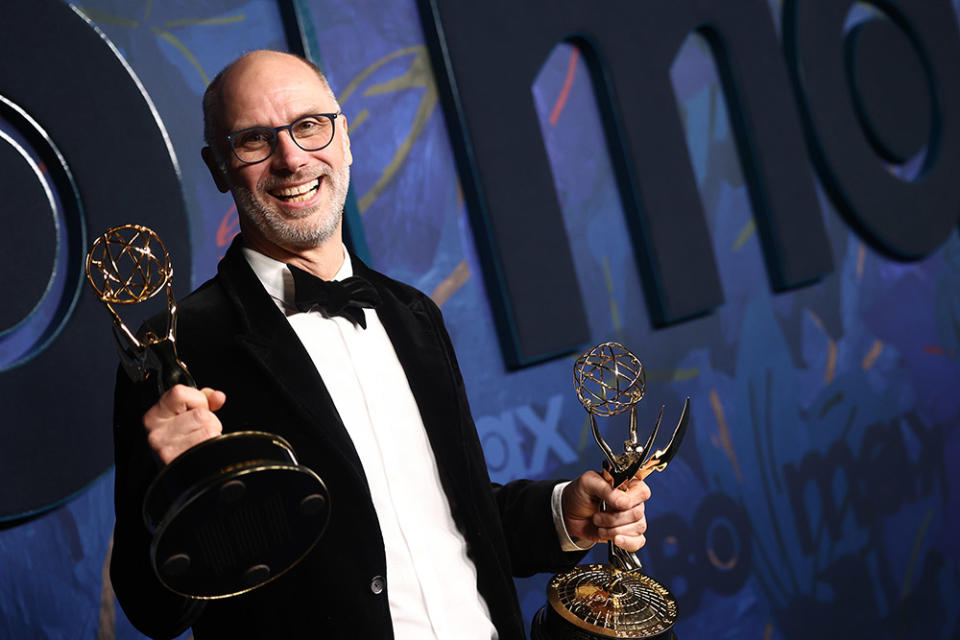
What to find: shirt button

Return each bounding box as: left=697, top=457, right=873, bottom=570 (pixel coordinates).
left=370, top=575, right=385, bottom=595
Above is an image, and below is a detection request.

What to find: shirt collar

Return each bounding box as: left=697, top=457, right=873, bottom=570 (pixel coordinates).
left=242, top=243, right=353, bottom=309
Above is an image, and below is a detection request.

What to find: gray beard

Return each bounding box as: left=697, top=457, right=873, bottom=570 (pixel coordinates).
left=232, top=163, right=350, bottom=251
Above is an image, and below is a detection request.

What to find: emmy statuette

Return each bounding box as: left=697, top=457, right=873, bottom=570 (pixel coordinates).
left=532, top=342, right=690, bottom=639
left=87, top=225, right=330, bottom=599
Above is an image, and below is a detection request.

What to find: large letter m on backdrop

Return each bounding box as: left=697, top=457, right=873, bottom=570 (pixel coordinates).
left=417, top=0, right=960, bottom=368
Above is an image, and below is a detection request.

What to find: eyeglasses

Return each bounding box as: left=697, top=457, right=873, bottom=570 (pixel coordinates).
left=226, top=112, right=341, bottom=164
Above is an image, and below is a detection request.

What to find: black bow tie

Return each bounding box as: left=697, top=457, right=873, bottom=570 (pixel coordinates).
left=287, top=264, right=381, bottom=329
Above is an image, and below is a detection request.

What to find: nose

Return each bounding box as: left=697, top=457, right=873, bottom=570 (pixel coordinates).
left=270, top=129, right=311, bottom=173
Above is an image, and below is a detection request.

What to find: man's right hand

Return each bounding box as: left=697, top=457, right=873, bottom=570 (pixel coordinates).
left=143, top=384, right=226, bottom=465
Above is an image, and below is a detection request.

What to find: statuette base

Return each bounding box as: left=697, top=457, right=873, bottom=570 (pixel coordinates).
left=533, top=564, right=678, bottom=639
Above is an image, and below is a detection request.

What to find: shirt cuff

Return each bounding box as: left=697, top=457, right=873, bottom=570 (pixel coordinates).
left=551, top=481, right=596, bottom=552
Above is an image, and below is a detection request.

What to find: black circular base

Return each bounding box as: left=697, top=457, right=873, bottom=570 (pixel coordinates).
left=144, top=431, right=330, bottom=599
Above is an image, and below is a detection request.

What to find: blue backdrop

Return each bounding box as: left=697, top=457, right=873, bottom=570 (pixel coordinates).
left=1, top=1, right=958, bottom=638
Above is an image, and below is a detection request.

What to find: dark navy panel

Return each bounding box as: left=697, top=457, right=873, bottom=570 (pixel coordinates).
left=0, top=132, right=56, bottom=331
left=418, top=0, right=591, bottom=367
left=0, top=0, right=191, bottom=520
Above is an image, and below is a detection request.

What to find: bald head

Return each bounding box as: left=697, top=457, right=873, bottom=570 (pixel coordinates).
left=202, top=50, right=338, bottom=153
left=198, top=49, right=352, bottom=265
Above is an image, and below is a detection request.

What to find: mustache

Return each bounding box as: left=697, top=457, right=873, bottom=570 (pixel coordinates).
left=259, top=164, right=333, bottom=191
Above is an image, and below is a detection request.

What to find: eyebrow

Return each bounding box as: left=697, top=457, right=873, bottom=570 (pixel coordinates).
left=231, top=108, right=334, bottom=132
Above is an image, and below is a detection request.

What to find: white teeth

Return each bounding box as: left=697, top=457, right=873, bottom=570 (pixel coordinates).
left=286, top=193, right=313, bottom=202
left=285, top=191, right=314, bottom=203
left=272, top=178, right=319, bottom=198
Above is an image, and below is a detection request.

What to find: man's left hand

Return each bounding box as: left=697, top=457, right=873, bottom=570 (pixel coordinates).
left=562, top=471, right=651, bottom=551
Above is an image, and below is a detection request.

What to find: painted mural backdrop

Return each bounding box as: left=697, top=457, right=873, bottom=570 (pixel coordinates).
left=1, top=1, right=958, bottom=638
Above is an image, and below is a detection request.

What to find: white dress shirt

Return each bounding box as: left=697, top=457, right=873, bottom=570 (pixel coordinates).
left=242, top=246, right=588, bottom=639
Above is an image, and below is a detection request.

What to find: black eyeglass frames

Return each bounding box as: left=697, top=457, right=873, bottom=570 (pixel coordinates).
left=226, top=112, right=341, bottom=164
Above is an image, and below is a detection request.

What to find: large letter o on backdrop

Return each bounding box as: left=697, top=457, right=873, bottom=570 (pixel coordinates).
left=0, top=0, right=191, bottom=521
left=785, top=0, right=960, bottom=258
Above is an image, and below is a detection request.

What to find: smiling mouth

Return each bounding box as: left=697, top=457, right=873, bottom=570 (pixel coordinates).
left=269, top=178, right=320, bottom=203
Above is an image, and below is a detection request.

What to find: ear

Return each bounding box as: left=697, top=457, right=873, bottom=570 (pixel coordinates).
left=340, top=116, right=353, bottom=167
left=202, top=146, right=231, bottom=193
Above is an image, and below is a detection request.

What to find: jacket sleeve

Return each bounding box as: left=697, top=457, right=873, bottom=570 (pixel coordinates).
left=491, top=478, right=588, bottom=576
left=110, top=368, right=205, bottom=639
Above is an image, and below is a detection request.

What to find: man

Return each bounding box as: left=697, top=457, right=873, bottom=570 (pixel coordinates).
left=111, top=50, right=651, bottom=639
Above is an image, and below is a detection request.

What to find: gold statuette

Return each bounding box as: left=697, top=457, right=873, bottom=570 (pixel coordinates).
left=87, top=225, right=330, bottom=600
left=533, top=342, right=689, bottom=640
left=86, top=224, right=194, bottom=390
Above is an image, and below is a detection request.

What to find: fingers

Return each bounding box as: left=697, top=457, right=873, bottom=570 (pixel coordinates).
left=576, top=469, right=619, bottom=503
left=562, top=470, right=606, bottom=520
left=201, top=387, right=227, bottom=412
left=560, top=470, right=611, bottom=541
left=593, top=478, right=651, bottom=550
left=596, top=477, right=652, bottom=512
left=596, top=504, right=646, bottom=540
left=593, top=501, right=645, bottom=529
left=562, top=471, right=654, bottom=546
left=149, top=384, right=214, bottom=418
left=143, top=384, right=225, bottom=465
left=611, top=533, right=647, bottom=552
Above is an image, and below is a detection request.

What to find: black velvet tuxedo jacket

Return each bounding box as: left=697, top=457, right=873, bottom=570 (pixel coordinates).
left=111, top=238, right=585, bottom=639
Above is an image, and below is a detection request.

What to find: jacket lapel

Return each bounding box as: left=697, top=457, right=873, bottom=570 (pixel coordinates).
left=215, top=239, right=368, bottom=486
left=354, top=258, right=471, bottom=507
left=214, top=241, right=470, bottom=507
